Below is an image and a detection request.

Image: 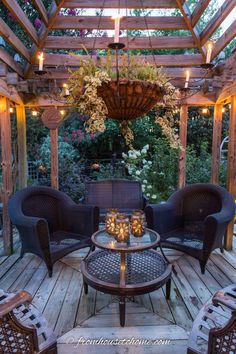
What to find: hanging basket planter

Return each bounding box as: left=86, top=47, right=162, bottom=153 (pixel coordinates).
left=97, top=78, right=165, bottom=121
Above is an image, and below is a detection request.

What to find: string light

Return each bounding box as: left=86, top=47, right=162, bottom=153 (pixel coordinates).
left=202, top=107, right=209, bottom=115
left=222, top=107, right=226, bottom=113
left=32, top=109, right=38, bottom=117
left=60, top=110, right=66, bottom=116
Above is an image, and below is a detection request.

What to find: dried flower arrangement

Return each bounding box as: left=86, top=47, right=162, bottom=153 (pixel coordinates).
left=66, top=53, right=180, bottom=148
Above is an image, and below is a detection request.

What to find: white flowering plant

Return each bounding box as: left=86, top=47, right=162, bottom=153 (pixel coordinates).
left=122, top=139, right=178, bottom=202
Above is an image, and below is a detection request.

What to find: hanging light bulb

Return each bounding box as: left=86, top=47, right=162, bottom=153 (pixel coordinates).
left=32, top=109, right=38, bottom=117
left=202, top=107, right=209, bottom=115
left=9, top=107, right=14, bottom=114
left=222, top=107, right=226, bottom=113
left=60, top=110, right=66, bottom=116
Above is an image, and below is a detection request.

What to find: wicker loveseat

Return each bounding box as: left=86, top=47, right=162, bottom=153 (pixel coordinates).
left=83, top=179, right=147, bottom=221
left=145, top=183, right=235, bottom=274
left=8, top=186, right=99, bottom=276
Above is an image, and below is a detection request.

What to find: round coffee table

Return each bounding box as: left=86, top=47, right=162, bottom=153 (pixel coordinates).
left=81, top=228, right=172, bottom=326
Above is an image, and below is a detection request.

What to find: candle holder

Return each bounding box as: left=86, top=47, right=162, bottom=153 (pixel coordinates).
left=115, top=214, right=130, bottom=243
left=131, top=210, right=146, bottom=237
left=105, top=209, right=118, bottom=236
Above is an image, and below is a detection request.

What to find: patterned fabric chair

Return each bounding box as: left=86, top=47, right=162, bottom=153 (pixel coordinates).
left=145, top=183, right=235, bottom=274
left=8, top=186, right=99, bottom=277
left=0, top=289, right=57, bottom=353
left=83, top=179, right=147, bottom=221
left=187, top=284, right=236, bottom=354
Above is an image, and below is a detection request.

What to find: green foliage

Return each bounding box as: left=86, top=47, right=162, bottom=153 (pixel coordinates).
left=35, top=135, right=84, bottom=202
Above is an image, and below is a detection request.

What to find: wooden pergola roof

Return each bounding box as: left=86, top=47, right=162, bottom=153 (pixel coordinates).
left=0, top=0, right=235, bottom=105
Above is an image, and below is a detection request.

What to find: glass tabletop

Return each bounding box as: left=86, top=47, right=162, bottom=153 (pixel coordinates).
left=91, top=228, right=160, bottom=253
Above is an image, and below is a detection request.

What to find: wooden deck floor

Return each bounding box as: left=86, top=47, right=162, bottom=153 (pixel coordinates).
left=0, top=234, right=236, bottom=353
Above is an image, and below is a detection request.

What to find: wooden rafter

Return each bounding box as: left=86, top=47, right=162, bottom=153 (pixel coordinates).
left=53, top=16, right=187, bottom=30
left=200, top=0, right=236, bottom=45
left=0, top=47, right=24, bottom=77
left=28, top=67, right=212, bottom=79
left=25, top=0, right=66, bottom=77
left=212, top=20, right=236, bottom=60
left=63, top=0, right=179, bottom=8
left=191, top=0, right=211, bottom=28
left=175, top=0, right=206, bottom=58
left=45, top=35, right=197, bottom=49
left=0, top=18, right=31, bottom=62
left=2, top=0, right=39, bottom=45
left=32, top=0, right=49, bottom=26
left=40, top=53, right=205, bottom=67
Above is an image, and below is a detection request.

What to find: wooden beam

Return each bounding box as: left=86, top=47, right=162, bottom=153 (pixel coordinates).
left=211, top=104, right=223, bottom=184
left=175, top=0, right=206, bottom=58
left=50, top=129, right=59, bottom=189
left=16, top=105, right=27, bottom=189
left=191, top=0, right=211, bottom=28
left=0, top=96, right=13, bottom=255
left=63, top=0, right=179, bottom=8
left=45, top=36, right=197, bottom=49
left=25, top=0, right=65, bottom=77
left=212, top=20, right=236, bottom=60
left=32, top=0, right=49, bottom=26
left=178, top=105, right=188, bottom=188
left=225, top=95, right=236, bottom=250
left=29, top=66, right=212, bottom=80
left=0, top=47, right=24, bottom=77
left=0, top=19, right=31, bottom=62
left=0, top=79, right=24, bottom=105
left=2, top=0, right=39, bottom=45
left=217, top=82, right=236, bottom=103
left=200, top=0, right=236, bottom=45
left=41, top=53, right=205, bottom=67
left=181, top=92, right=216, bottom=105
left=53, top=16, right=187, bottom=30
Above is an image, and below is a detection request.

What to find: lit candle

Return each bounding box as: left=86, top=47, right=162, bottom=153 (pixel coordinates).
left=206, top=42, right=213, bottom=64
left=184, top=70, right=190, bottom=89
left=112, top=15, right=122, bottom=43
left=105, top=209, right=118, bottom=236
left=115, top=214, right=130, bottom=242
left=131, top=210, right=146, bottom=237
left=38, top=52, right=44, bottom=71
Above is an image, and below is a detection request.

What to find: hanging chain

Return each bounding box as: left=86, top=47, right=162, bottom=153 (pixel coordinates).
left=139, top=0, right=158, bottom=68
left=91, top=0, right=106, bottom=58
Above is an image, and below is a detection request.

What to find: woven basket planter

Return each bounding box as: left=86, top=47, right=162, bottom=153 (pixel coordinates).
left=97, top=78, right=164, bottom=121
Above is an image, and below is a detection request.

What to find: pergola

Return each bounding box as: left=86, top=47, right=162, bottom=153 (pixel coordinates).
left=0, top=0, right=235, bottom=256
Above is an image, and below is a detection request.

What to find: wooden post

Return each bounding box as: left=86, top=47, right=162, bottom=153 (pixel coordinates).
left=0, top=96, right=13, bottom=255
left=225, top=95, right=236, bottom=250
left=50, top=129, right=58, bottom=189
left=178, top=105, right=188, bottom=189
left=16, top=105, right=27, bottom=189
left=211, top=104, right=223, bottom=184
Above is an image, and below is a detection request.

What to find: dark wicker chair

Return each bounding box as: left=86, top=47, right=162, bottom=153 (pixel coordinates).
left=8, top=186, right=99, bottom=277
left=83, top=179, right=147, bottom=221
left=0, top=289, right=57, bottom=353
left=187, top=284, right=236, bottom=354
left=145, top=183, right=235, bottom=274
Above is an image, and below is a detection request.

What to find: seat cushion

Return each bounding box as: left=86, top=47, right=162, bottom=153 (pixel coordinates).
left=50, top=230, right=91, bottom=255
left=162, top=228, right=203, bottom=250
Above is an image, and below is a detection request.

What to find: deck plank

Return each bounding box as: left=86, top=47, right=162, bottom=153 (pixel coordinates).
left=43, top=264, right=74, bottom=331
left=55, top=269, right=83, bottom=337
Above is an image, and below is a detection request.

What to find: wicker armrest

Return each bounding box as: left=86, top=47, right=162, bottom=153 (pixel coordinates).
left=0, top=290, right=32, bottom=317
